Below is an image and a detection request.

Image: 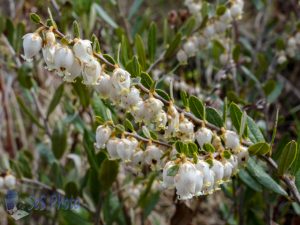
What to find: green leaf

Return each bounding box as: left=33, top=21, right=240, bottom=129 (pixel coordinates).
left=73, top=79, right=90, bottom=108
left=126, top=56, right=141, bottom=77
left=189, top=95, right=205, bottom=120
left=99, top=159, right=119, bottom=191
left=30, top=13, right=41, bottom=24
left=72, top=20, right=80, bottom=38
left=230, top=102, right=243, bottom=132
left=148, top=22, right=157, bottom=62
left=180, top=91, right=188, bottom=108
left=248, top=142, right=270, bottom=155
left=247, top=158, right=287, bottom=196
left=247, top=116, right=265, bottom=143
left=51, top=123, right=68, bottom=159
left=167, top=165, right=179, bottom=176
left=223, top=150, right=231, bottom=159
left=164, top=32, right=182, bottom=59
left=64, top=181, right=79, bottom=198
left=156, top=89, right=170, bottom=101
left=83, top=130, right=98, bottom=171
left=128, top=0, right=144, bottom=19
left=179, top=16, right=196, bottom=36
left=203, top=143, right=215, bottom=153
left=238, top=169, right=263, bottom=192
left=278, top=141, right=298, bottom=175
left=124, top=119, right=134, bottom=132
left=142, top=126, right=151, bottom=139
left=102, top=54, right=116, bottom=66
left=290, top=138, right=300, bottom=175
left=115, top=124, right=125, bottom=134
left=135, top=34, right=146, bottom=69
left=141, top=71, right=154, bottom=89
left=16, top=95, right=43, bottom=128
left=47, top=83, right=64, bottom=118
left=93, top=3, right=118, bottom=29
left=206, top=107, right=223, bottom=128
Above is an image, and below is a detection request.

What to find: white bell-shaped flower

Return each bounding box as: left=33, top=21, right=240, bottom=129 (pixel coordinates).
left=195, top=127, right=213, bottom=148
left=211, top=159, right=224, bottom=185
left=116, top=137, right=137, bottom=162
left=215, top=21, right=228, bottom=34
left=237, top=146, right=249, bottom=164
left=64, top=57, right=82, bottom=82
left=183, top=40, right=197, bottom=57
left=143, top=97, right=164, bottom=121
left=174, top=162, right=198, bottom=200
left=223, top=161, right=233, bottom=182
left=54, top=45, right=74, bottom=75
left=42, top=44, right=58, bottom=71
left=155, top=110, right=168, bottom=130
left=95, top=125, right=112, bottom=149
left=144, top=144, right=163, bottom=165
left=22, top=33, right=42, bottom=61
left=177, top=117, right=195, bottom=141
left=73, top=39, right=93, bottom=63
left=121, top=87, right=142, bottom=109
left=132, top=100, right=146, bottom=123
left=165, top=104, right=180, bottom=137
left=132, top=150, right=144, bottom=166
left=111, top=68, right=131, bottom=94
left=106, top=138, right=120, bottom=160
left=203, top=24, right=215, bottom=38
left=194, top=170, right=204, bottom=196
left=162, top=161, right=176, bottom=189
left=202, top=169, right=215, bottom=195
left=4, top=174, right=16, bottom=189
left=229, top=155, right=239, bottom=174
left=230, top=4, right=243, bottom=19
left=220, top=9, right=232, bottom=22
left=187, top=3, right=202, bottom=15
left=196, top=160, right=210, bottom=180
left=224, top=130, right=240, bottom=150
left=95, top=74, right=112, bottom=99
left=176, top=49, right=188, bottom=64
left=82, top=58, right=102, bottom=85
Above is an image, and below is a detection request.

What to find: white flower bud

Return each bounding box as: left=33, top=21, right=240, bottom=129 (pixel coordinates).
left=116, top=137, right=137, bottom=162
left=82, top=58, right=102, bottom=85
left=95, top=125, right=112, bottom=149
left=45, top=30, right=56, bottom=46
left=54, top=46, right=74, bottom=74
left=111, top=68, right=131, bottom=94
left=224, top=130, right=240, bottom=150
left=143, top=97, right=164, bottom=121
left=177, top=117, right=195, bottom=141
left=211, top=159, right=224, bottom=185
left=195, top=127, right=213, bottom=148
left=4, top=174, right=16, bottom=189
left=95, top=74, right=112, bottom=99
left=121, top=87, right=142, bottom=108
left=144, top=144, right=163, bottom=165
left=174, top=162, right=198, bottom=200
left=0, top=177, right=4, bottom=189
left=107, top=138, right=120, bottom=160
left=230, top=4, right=242, bottom=19
left=202, top=169, right=215, bottom=195
left=22, top=33, right=42, bottom=61
left=183, top=40, right=197, bottom=57
left=176, top=49, right=188, bottom=64
left=162, top=161, right=176, bottom=189
left=237, top=146, right=249, bottom=164
left=223, top=161, right=233, bottom=182
left=132, top=100, right=146, bottom=122
left=203, top=25, right=215, bottom=38
left=64, top=57, right=82, bottom=82
left=73, top=39, right=93, bottom=63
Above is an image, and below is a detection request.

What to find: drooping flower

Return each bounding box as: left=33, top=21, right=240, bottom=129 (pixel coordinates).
left=95, top=125, right=112, bottom=149
left=4, top=175, right=16, bottom=189
left=64, top=57, right=82, bottom=82
left=54, top=45, right=74, bottom=76
left=176, top=49, right=188, bottom=64
left=132, top=150, right=144, bottom=166
left=165, top=104, right=180, bottom=137
left=195, top=127, right=213, bottom=148
left=22, top=33, right=42, bottom=61
left=224, top=130, right=240, bottom=150
left=223, top=161, right=234, bottom=182
left=211, top=159, right=224, bottom=185
left=111, top=68, right=131, bottom=94
left=162, top=161, right=176, bottom=189
left=144, top=144, right=163, bottom=165
left=95, top=74, right=112, bottom=99
left=73, top=39, right=93, bottom=63
left=177, top=116, right=195, bottom=141
left=82, top=57, right=102, bottom=85
left=106, top=138, right=120, bottom=160
left=143, top=96, right=164, bottom=122
left=121, top=87, right=142, bottom=109
left=116, top=137, right=137, bottom=162
left=237, top=146, right=249, bottom=164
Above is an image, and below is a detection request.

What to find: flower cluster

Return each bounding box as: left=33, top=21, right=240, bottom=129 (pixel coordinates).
left=177, top=0, right=244, bottom=63
left=23, top=29, right=102, bottom=84
left=277, top=32, right=300, bottom=64
left=0, top=174, right=16, bottom=191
